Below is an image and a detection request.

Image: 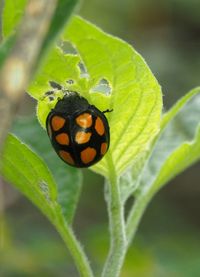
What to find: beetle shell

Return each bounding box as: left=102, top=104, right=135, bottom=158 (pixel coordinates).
left=46, top=91, right=110, bottom=167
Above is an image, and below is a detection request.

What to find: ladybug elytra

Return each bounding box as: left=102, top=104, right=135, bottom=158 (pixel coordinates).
left=46, top=89, right=110, bottom=168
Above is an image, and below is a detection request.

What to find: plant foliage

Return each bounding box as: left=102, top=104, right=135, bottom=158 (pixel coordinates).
left=1, top=2, right=200, bottom=276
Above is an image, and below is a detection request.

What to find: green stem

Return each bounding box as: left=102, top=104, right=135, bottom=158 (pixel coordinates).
left=54, top=207, right=94, bottom=277
left=102, top=154, right=127, bottom=277
left=126, top=189, right=153, bottom=246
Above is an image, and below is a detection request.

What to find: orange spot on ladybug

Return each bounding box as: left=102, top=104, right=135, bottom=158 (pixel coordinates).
left=95, top=117, right=105, bottom=136
left=59, top=150, right=74, bottom=165
left=75, top=131, right=92, bottom=144
left=56, top=133, right=69, bottom=145
left=76, top=113, right=92, bottom=128
left=81, top=147, right=96, bottom=164
left=101, top=142, right=108, bottom=155
left=51, top=116, right=65, bottom=131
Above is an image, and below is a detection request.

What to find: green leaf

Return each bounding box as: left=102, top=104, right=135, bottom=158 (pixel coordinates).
left=138, top=87, right=200, bottom=196
left=161, top=87, right=200, bottom=130
left=28, top=16, right=162, bottom=178
left=0, top=134, right=58, bottom=222
left=28, top=47, right=81, bottom=126
left=1, top=134, right=93, bottom=276
left=122, top=87, right=200, bottom=202
left=63, top=17, right=162, bottom=177
left=12, top=116, right=82, bottom=223
left=152, top=128, right=200, bottom=193
left=2, top=0, right=28, bottom=39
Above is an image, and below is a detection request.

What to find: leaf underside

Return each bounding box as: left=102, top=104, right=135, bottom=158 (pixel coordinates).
left=137, top=87, right=200, bottom=198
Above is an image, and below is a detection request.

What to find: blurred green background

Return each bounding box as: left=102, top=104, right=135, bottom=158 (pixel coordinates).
left=1, top=0, right=200, bottom=276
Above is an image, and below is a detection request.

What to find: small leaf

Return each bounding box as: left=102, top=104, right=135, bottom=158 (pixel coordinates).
left=0, top=134, right=58, bottom=222
left=138, top=87, right=200, bottom=196
left=12, top=116, right=82, bottom=223
left=2, top=0, right=28, bottom=38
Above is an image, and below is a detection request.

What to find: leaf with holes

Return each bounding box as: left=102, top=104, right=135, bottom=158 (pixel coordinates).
left=28, top=16, right=162, bottom=177
left=63, top=17, right=162, bottom=177
left=28, top=46, right=81, bottom=126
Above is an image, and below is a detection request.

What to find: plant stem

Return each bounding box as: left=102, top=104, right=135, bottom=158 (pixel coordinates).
left=102, top=154, right=127, bottom=277
left=126, top=189, right=153, bottom=246
left=54, top=208, right=94, bottom=277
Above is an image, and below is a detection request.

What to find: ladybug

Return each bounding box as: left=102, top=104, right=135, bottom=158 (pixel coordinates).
left=46, top=89, right=111, bottom=168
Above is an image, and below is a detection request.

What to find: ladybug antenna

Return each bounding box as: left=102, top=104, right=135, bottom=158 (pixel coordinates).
left=102, top=108, right=113, bottom=114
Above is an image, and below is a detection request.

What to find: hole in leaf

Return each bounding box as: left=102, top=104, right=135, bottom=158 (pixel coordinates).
left=66, top=79, right=74, bottom=85
left=43, top=91, right=55, bottom=101
left=60, top=40, right=78, bottom=55
left=78, top=62, right=89, bottom=78
left=49, top=81, right=62, bottom=90
left=91, top=79, right=111, bottom=95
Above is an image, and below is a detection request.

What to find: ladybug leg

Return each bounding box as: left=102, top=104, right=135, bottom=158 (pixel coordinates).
left=102, top=108, right=113, bottom=114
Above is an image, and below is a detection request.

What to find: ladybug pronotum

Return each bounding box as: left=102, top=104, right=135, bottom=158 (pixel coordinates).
left=46, top=91, right=110, bottom=167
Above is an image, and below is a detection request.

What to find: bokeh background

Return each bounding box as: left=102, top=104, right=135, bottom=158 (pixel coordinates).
left=1, top=0, right=200, bottom=276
